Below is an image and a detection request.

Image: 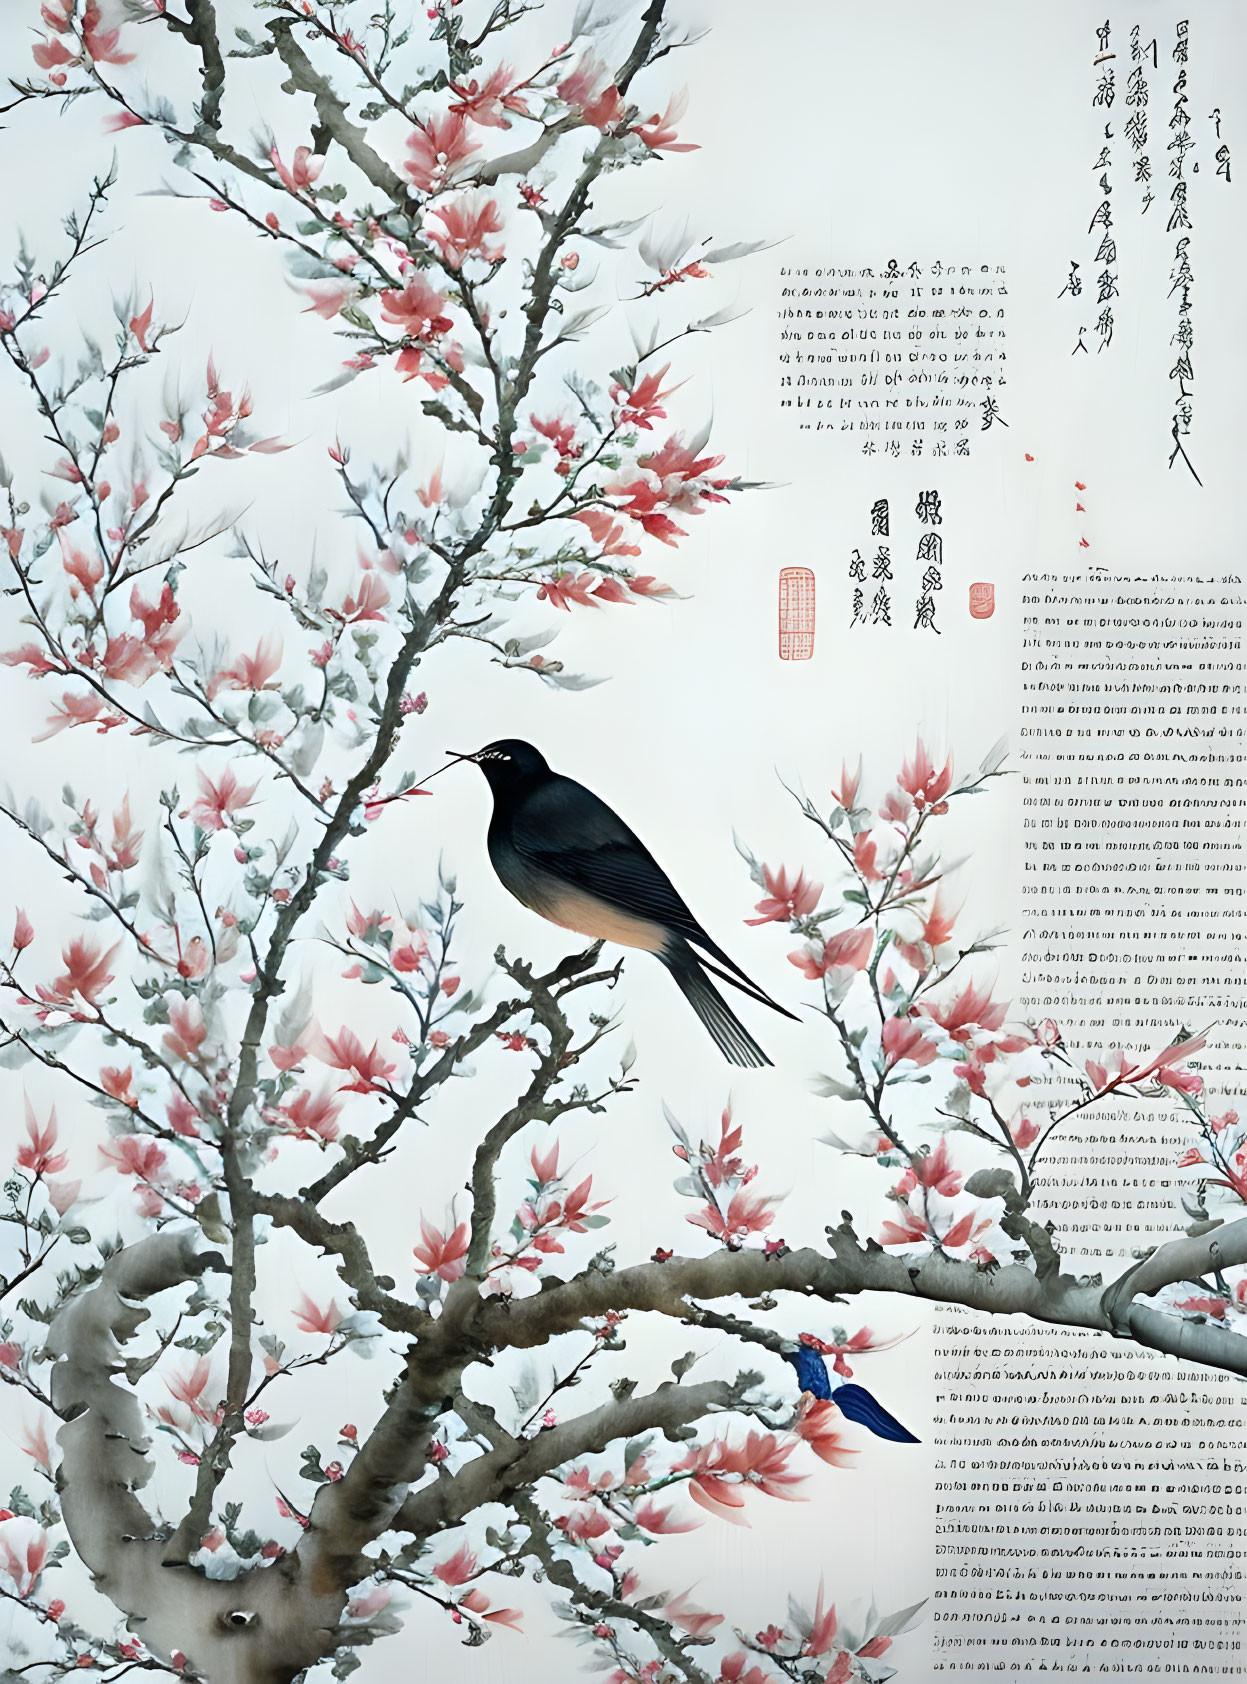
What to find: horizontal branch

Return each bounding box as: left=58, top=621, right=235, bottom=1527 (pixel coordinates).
left=464, top=1218, right=1247, bottom=1381
left=393, top=1376, right=733, bottom=1541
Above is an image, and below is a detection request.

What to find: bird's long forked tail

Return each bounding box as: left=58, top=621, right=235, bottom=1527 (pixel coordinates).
left=664, top=943, right=771, bottom=1067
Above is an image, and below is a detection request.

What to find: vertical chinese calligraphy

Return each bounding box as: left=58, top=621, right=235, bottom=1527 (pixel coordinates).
left=1061, top=16, right=1235, bottom=483
left=1167, top=21, right=1199, bottom=483
left=914, top=489, right=944, bottom=633
left=846, top=492, right=946, bottom=633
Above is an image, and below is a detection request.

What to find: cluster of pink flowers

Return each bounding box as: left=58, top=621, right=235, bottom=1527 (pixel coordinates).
left=878, top=1137, right=991, bottom=1252
left=604, top=434, right=733, bottom=547
left=670, top=1103, right=780, bottom=1249
left=429, top=1541, right=522, bottom=1631
left=484, top=1139, right=609, bottom=1293
left=32, top=0, right=134, bottom=86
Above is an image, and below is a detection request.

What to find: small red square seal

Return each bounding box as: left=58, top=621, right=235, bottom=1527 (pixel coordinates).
left=968, top=582, right=995, bottom=620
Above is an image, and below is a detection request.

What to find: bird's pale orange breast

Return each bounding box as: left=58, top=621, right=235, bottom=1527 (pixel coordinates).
left=528, top=884, right=668, bottom=954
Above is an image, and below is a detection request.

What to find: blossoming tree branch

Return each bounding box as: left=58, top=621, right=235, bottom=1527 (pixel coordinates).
left=0, top=3, right=1238, bottom=1684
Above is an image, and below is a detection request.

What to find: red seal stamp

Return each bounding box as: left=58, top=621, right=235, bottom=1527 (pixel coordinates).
left=968, top=582, right=995, bottom=620
left=778, top=567, right=815, bottom=659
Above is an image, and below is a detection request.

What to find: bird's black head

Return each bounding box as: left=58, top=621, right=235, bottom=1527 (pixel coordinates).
left=452, top=739, right=551, bottom=795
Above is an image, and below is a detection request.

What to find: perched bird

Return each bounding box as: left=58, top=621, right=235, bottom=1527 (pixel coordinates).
left=782, top=1344, right=920, bottom=1444
left=431, top=739, right=796, bottom=1066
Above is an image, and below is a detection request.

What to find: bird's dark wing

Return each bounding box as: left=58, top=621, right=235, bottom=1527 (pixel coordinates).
left=509, top=777, right=798, bottom=1022
left=783, top=1347, right=833, bottom=1401
left=833, top=1383, right=920, bottom=1444
left=508, top=776, right=706, bottom=947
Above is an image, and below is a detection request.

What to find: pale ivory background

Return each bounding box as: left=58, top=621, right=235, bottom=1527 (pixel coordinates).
left=0, top=2, right=1244, bottom=1678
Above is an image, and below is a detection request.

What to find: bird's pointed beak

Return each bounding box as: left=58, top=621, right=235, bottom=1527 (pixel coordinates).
left=410, top=751, right=473, bottom=791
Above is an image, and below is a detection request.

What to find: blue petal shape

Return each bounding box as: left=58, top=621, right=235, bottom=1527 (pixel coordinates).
left=833, top=1382, right=920, bottom=1444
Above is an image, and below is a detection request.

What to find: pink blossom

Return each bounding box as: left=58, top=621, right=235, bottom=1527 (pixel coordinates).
left=47, top=1177, right=81, bottom=1216
left=129, top=297, right=154, bottom=352
left=34, top=690, right=122, bottom=742
left=269, top=1037, right=308, bottom=1072
left=163, top=998, right=207, bottom=1063
left=177, top=935, right=210, bottom=980
left=664, top=1591, right=723, bottom=1640
left=448, top=63, right=528, bottom=128
left=852, top=829, right=884, bottom=883
left=610, top=362, right=684, bottom=431
left=555, top=1503, right=613, bottom=1543
left=914, top=1136, right=962, bottom=1196
left=33, top=34, right=76, bottom=72
left=0, top=1520, right=49, bottom=1598
left=920, top=980, right=1008, bottom=1043
left=39, top=934, right=120, bottom=1007
left=433, top=1543, right=477, bottom=1586
left=804, top=1578, right=838, bottom=1657
left=61, top=541, right=104, bottom=599
left=674, top=1430, right=805, bottom=1525
left=403, top=112, right=480, bottom=192
left=107, top=796, right=145, bottom=871
left=633, top=1496, right=700, bottom=1533
left=347, top=1583, right=393, bottom=1620
left=788, top=926, right=873, bottom=982
left=165, top=1355, right=214, bottom=1417
left=424, top=191, right=505, bottom=268
left=719, top=1655, right=774, bottom=1684
left=412, top=1217, right=470, bottom=1281
left=831, top=760, right=862, bottom=811
left=100, top=1065, right=138, bottom=1107
left=557, top=54, right=625, bottom=129
left=99, top=1136, right=166, bottom=1180
left=894, top=891, right=957, bottom=974
left=188, top=765, right=260, bottom=831
left=270, top=145, right=324, bottom=194
left=531, top=412, right=579, bottom=459
left=1011, top=1115, right=1040, bottom=1150
left=898, top=739, right=953, bottom=811
left=0, top=643, right=59, bottom=675
left=940, top=1210, right=990, bottom=1250
left=17, top=1100, right=68, bottom=1176
left=879, top=787, right=914, bottom=825
left=687, top=1187, right=776, bottom=1245
left=337, top=571, right=391, bottom=623
left=792, top=1395, right=857, bottom=1467
left=572, top=508, right=643, bottom=558
left=748, top=865, right=822, bottom=926
left=346, top=903, right=389, bottom=939
left=302, top=281, right=357, bottom=320
left=318, top=1027, right=397, bottom=1093
left=99, top=632, right=163, bottom=686
left=606, top=432, right=731, bottom=544
left=292, top=1292, right=342, bottom=1335
left=1086, top=1033, right=1207, bottom=1096
left=277, top=1086, right=343, bottom=1144
left=633, top=90, right=698, bottom=153
left=877, top=1206, right=931, bottom=1247
left=82, top=2, right=134, bottom=64
left=216, top=635, right=283, bottom=692
left=390, top=928, right=428, bottom=972
left=881, top=1015, right=939, bottom=1069
left=19, top=1420, right=53, bottom=1474
left=130, top=581, right=180, bottom=641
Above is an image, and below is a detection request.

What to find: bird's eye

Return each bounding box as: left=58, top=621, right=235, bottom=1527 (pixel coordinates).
left=221, top=1610, right=259, bottom=1631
